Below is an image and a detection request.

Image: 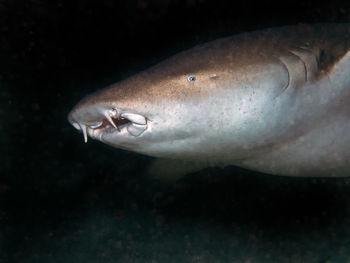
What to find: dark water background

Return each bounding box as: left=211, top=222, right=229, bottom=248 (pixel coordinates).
left=2, top=0, right=350, bottom=262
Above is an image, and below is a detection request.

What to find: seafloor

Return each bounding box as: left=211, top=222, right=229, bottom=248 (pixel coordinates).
left=2, top=0, right=350, bottom=262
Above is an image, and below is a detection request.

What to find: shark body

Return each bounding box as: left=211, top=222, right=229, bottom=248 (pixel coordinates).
left=68, top=24, right=350, bottom=177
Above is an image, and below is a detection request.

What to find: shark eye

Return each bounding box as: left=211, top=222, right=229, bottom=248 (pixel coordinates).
left=187, top=75, right=196, bottom=82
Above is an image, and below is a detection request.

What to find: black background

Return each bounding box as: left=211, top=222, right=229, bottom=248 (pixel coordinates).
left=2, top=0, right=350, bottom=262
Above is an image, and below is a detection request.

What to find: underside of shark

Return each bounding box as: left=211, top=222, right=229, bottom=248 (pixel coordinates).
left=68, top=23, right=350, bottom=178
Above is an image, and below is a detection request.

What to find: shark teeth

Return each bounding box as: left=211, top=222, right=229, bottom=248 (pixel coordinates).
left=105, top=113, right=119, bottom=130
left=105, top=108, right=120, bottom=131
left=74, top=109, right=148, bottom=142
left=80, top=124, right=88, bottom=143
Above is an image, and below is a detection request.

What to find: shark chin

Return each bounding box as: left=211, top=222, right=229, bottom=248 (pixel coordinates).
left=68, top=23, right=350, bottom=179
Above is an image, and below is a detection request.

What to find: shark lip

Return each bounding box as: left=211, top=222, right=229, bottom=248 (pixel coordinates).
left=68, top=106, right=148, bottom=142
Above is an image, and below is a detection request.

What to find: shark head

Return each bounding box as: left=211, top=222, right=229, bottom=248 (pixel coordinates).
left=68, top=43, right=232, bottom=159
left=68, top=34, right=296, bottom=163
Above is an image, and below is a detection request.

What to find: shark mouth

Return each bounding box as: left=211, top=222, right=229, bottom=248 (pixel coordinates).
left=70, top=108, right=148, bottom=142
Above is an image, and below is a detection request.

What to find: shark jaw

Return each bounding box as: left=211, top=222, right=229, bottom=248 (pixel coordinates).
left=68, top=104, right=149, bottom=144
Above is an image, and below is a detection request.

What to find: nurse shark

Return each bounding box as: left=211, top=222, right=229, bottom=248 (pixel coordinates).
left=68, top=24, right=350, bottom=178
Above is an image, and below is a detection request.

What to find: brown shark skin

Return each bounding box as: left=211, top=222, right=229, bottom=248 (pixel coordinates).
left=68, top=24, right=350, bottom=177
